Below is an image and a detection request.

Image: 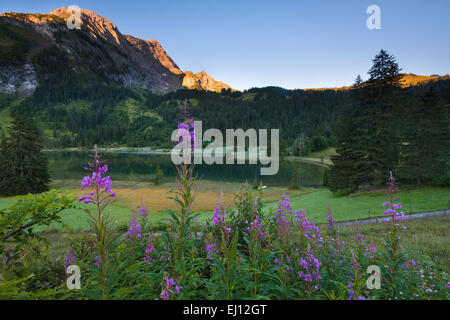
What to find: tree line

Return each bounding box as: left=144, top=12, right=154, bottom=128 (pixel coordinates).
left=325, top=50, right=449, bottom=191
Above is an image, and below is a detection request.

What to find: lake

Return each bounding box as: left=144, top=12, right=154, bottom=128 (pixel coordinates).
left=45, top=151, right=328, bottom=187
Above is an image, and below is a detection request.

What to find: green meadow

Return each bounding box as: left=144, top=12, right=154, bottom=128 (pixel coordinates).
left=1, top=182, right=448, bottom=231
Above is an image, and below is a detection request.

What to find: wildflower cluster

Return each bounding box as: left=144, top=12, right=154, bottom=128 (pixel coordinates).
left=354, top=232, right=377, bottom=260
left=64, top=252, right=76, bottom=269
left=40, top=144, right=446, bottom=301
left=78, top=160, right=115, bottom=205
left=176, top=117, right=196, bottom=151
left=383, top=171, right=406, bottom=229
left=274, top=196, right=293, bottom=235
left=125, top=211, right=143, bottom=246
left=246, top=214, right=268, bottom=240
left=295, top=210, right=323, bottom=248
left=212, top=204, right=225, bottom=226
left=205, top=243, right=219, bottom=262
left=144, top=235, right=156, bottom=264
left=297, top=252, right=321, bottom=283
left=325, top=214, right=345, bottom=258
left=160, top=275, right=181, bottom=300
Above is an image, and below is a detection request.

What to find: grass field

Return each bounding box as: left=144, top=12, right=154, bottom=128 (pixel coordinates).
left=1, top=179, right=448, bottom=231
left=267, top=186, right=450, bottom=223
left=338, top=215, right=450, bottom=273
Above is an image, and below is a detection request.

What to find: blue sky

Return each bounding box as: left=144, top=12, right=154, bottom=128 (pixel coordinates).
left=2, top=0, right=449, bottom=90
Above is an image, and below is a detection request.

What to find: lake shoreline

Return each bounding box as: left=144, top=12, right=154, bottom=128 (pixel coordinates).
left=43, top=147, right=172, bottom=155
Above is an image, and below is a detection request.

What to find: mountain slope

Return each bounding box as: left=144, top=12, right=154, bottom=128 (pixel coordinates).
left=0, top=7, right=232, bottom=95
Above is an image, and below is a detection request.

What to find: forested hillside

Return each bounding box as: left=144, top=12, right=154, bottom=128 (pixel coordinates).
left=326, top=50, right=450, bottom=189
left=0, top=77, right=449, bottom=157
left=0, top=84, right=352, bottom=152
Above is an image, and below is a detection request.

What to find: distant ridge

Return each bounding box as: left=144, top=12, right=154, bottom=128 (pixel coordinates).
left=303, top=73, right=450, bottom=91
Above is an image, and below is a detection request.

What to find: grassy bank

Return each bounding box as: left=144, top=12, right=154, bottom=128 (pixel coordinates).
left=338, top=215, right=450, bottom=273
left=266, top=186, right=450, bottom=223
left=0, top=179, right=448, bottom=231
left=285, top=147, right=337, bottom=166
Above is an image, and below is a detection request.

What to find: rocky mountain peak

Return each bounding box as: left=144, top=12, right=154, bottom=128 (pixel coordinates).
left=0, top=7, right=233, bottom=95
left=182, top=70, right=233, bottom=92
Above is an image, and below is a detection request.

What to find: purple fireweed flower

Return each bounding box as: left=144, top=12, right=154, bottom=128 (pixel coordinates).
left=299, top=258, right=308, bottom=269
left=78, top=196, right=90, bottom=204
left=354, top=231, right=377, bottom=259
left=176, top=118, right=196, bottom=151
left=205, top=243, right=219, bottom=261
left=64, top=252, right=76, bottom=269
left=81, top=176, right=92, bottom=188
left=165, top=277, right=175, bottom=287
left=247, top=215, right=268, bottom=239
left=144, top=246, right=156, bottom=264
left=160, top=248, right=171, bottom=263
left=126, top=217, right=142, bottom=243
left=296, top=212, right=323, bottom=247
left=274, top=196, right=293, bottom=236
left=92, top=171, right=100, bottom=180
left=160, top=290, right=168, bottom=300
left=94, top=255, right=101, bottom=267
left=212, top=205, right=223, bottom=226
left=297, top=252, right=321, bottom=283
left=78, top=150, right=115, bottom=207
left=383, top=172, right=406, bottom=229
left=97, top=176, right=112, bottom=188
left=98, top=165, right=108, bottom=175
left=160, top=275, right=181, bottom=300
left=409, top=259, right=418, bottom=268
left=327, top=215, right=336, bottom=228
left=139, top=207, right=148, bottom=218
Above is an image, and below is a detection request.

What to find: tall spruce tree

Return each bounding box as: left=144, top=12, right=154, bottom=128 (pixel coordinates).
left=328, top=49, right=404, bottom=192
left=362, top=49, right=403, bottom=185
left=0, top=116, right=50, bottom=196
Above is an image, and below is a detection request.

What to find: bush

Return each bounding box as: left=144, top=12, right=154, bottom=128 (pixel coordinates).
left=152, top=164, right=163, bottom=185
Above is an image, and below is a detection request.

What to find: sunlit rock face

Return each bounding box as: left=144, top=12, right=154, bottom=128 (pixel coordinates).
left=182, top=70, right=233, bottom=92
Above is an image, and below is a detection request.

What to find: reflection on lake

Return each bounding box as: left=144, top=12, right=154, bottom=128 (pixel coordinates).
left=45, top=151, right=327, bottom=187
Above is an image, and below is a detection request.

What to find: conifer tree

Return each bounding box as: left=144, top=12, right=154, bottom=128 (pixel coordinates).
left=0, top=116, right=50, bottom=196
left=328, top=49, right=404, bottom=192
left=362, top=49, right=403, bottom=185
left=353, top=74, right=363, bottom=87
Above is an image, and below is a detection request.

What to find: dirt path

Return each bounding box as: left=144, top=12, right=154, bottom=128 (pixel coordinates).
left=334, top=209, right=450, bottom=227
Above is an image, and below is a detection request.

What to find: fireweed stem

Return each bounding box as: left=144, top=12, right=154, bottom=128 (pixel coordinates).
left=78, top=145, right=117, bottom=299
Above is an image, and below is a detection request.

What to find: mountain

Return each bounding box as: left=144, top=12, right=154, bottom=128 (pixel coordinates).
left=0, top=7, right=232, bottom=95
left=182, top=70, right=233, bottom=92
left=399, top=73, right=450, bottom=87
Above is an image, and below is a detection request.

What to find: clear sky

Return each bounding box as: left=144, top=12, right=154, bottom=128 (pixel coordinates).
left=2, top=0, right=450, bottom=90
